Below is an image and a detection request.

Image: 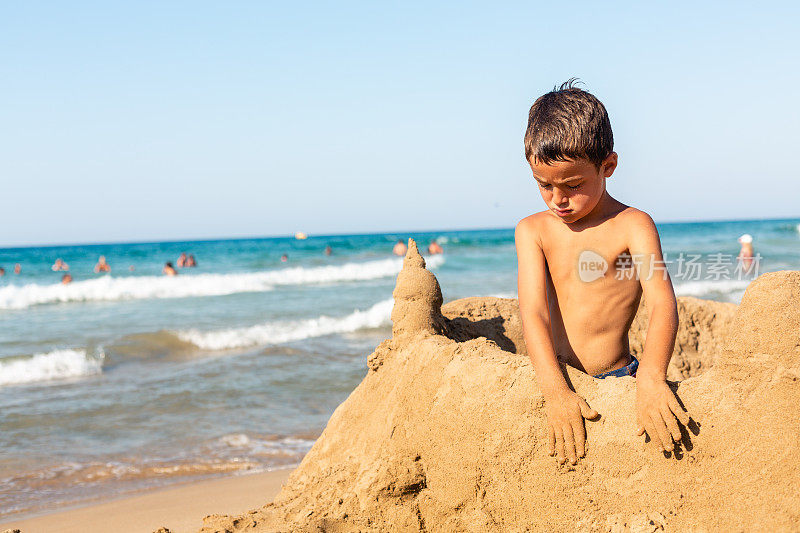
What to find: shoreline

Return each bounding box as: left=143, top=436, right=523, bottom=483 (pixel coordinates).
left=0, top=467, right=293, bottom=533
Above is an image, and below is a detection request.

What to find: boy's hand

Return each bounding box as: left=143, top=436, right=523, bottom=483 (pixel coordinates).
left=635, top=372, right=691, bottom=452
left=544, top=388, right=598, bottom=465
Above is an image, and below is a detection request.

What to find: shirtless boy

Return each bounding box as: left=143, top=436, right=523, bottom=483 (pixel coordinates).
left=515, top=81, right=690, bottom=466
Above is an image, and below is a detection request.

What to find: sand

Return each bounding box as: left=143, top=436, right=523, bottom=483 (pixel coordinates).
left=197, top=239, right=800, bottom=532
left=0, top=468, right=291, bottom=533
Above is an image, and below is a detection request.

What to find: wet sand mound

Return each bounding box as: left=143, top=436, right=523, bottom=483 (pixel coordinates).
left=199, top=240, right=800, bottom=532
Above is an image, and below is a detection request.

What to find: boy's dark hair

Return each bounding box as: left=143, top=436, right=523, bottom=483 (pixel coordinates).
left=524, top=79, right=613, bottom=168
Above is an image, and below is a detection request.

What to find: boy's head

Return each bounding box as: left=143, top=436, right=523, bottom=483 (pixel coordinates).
left=524, top=79, right=618, bottom=223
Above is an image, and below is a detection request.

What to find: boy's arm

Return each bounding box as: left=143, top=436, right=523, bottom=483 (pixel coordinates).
left=628, top=212, right=691, bottom=452
left=516, top=217, right=598, bottom=465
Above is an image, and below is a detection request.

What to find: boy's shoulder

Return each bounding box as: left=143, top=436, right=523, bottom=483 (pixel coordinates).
left=599, top=206, right=661, bottom=244
left=613, top=206, right=658, bottom=235
left=516, top=209, right=552, bottom=229
left=610, top=205, right=654, bottom=224
left=514, top=210, right=555, bottom=244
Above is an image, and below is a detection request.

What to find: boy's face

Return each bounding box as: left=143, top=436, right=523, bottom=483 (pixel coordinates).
left=528, top=153, right=618, bottom=224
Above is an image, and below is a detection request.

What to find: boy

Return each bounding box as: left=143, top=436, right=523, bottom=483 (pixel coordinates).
left=515, top=81, right=690, bottom=466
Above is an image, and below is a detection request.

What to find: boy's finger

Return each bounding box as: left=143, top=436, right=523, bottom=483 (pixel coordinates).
left=668, top=397, right=691, bottom=426
left=563, top=425, right=577, bottom=465
left=548, top=425, right=556, bottom=456
left=650, top=413, right=673, bottom=452
left=572, top=420, right=586, bottom=458
left=661, top=407, right=682, bottom=443
left=579, top=398, right=599, bottom=420
left=642, top=418, right=661, bottom=450
left=636, top=414, right=645, bottom=436
left=554, top=427, right=566, bottom=464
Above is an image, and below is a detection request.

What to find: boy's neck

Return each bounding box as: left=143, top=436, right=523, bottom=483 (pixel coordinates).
left=565, top=191, right=625, bottom=230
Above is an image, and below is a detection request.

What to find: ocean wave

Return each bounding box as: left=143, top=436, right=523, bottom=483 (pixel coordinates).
left=674, top=278, right=752, bottom=301
left=178, top=298, right=394, bottom=350
left=0, top=256, right=444, bottom=310
left=0, top=349, right=104, bottom=386
left=489, top=292, right=517, bottom=299
left=0, top=431, right=315, bottom=516
left=213, top=433, right=316, bottom=457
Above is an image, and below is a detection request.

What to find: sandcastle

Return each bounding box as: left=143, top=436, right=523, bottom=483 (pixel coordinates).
left=199, top=239, right=800, bottom=532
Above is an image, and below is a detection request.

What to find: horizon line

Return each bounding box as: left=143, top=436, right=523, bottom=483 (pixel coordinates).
left=1, top=215, right=798, bottom=251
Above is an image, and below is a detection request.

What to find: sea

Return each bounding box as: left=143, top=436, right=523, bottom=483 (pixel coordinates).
left=1, top=219, right=799, bottom=518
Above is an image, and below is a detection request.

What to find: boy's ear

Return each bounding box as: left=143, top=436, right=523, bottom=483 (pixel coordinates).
left=602, top=152, right=618, bottom=178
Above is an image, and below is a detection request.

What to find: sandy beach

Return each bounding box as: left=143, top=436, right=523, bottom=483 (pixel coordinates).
left=0, top=468, right=292, bottom=533
left=3, top=242, right=800, bottom=531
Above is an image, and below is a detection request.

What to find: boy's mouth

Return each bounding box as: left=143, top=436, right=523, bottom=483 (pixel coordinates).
left=554, top=208, right=573, bottom=217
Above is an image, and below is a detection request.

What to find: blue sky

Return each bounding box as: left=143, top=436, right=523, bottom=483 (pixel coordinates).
left=2, top=1, right=798, bottom=246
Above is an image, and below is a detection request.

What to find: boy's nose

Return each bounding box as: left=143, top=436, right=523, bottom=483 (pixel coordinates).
left=552, top=189, right=568, bottom=206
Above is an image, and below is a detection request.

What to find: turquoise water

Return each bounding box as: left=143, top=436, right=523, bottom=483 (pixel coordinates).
left=0, top=219, right=799, bottom=517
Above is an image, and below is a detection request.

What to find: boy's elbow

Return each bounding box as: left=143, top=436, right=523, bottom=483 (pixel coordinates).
left=519, top=304, right=550, bottom=330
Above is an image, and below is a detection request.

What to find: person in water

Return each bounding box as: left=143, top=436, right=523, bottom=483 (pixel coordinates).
left=52, top=258, right=69, bottom=271
left=186, top=254, right=197, bottom=267
left=427, top=240, right=444, bottom=255
left=14, top=263, right=21, bottom=274
left=163, top=262, right=178, bottom=276
left=280, top=254, right=289, bottom=263
left=177, top=253, right=187, bottom=268
left=393, top=239, right=408, bottom=256
left=94, top=255, right=111, bottom=273
left=324, top=245, right=333, bottom=256
left=61, top=273, right=73, bottom=284
left=737, top=234, right=755, bottom=272
left=516, top=80, right=690, bottom=465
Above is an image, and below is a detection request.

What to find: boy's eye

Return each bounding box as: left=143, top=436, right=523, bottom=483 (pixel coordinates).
left=538, top=182, right=552, bottom=189
left=567, top=183, right=581, bottom=190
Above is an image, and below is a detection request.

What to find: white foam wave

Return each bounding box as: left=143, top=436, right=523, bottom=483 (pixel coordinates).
left=214, top=433, right=316, bottom=456
left=0, top=256, right=444, bottom=310
left=674, top=278, right=752, bottom=300
left=489, top=292, right=517, bottom=299
left=0, top=349, right=104, bottom=386
left=178, top=298, right=394, bottom=350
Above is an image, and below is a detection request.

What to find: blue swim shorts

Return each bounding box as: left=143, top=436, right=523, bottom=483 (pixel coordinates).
left=593, top=354, right=639, bottom=379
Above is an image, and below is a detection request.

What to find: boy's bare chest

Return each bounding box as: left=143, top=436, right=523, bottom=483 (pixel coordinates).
left=541, top=227, right=632, bottom=285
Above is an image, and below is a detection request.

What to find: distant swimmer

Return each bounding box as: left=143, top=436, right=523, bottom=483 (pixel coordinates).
left=163, top=262, right=178, bottom=276
left=427, top=240, right=444, bottom=255
left=737, top=234, right=755, bottom=271
left=14, top=263, right=21, bottom=274
left=324, top=245, right=332, bottom=256
left=0, top=267, right=5, bottom=276
left=129, top=265, right=135, bottom=272
left=393, top=239, right=407, bottom=256
left=94, top=255, right=111, bottom=273
left=177, top=253, right=187, bottom=268
left=281, top=254, right=289, bottom=262
left=186, top=254, right=197, bottom=267
left=52, top=258, right=69, bottom=271
left=61, top=273, right=73, bottom=284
